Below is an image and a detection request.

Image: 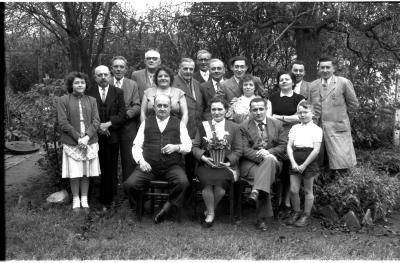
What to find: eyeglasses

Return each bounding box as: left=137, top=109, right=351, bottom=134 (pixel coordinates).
left=146, top=57, right=159, bottom=61
left=198, top=58, right=210, bottom=62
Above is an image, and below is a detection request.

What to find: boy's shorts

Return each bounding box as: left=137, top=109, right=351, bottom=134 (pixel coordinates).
left=290, top=147, right=319, bottom=179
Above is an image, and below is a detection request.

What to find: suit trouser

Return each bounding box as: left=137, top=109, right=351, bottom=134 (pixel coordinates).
left=119, top=119, right=138, bottom=182
left=123, top=164, right=190, bottom=208
left=98, top=138, right=119, bottom=205
left=246, top=156, right=282, bottom=219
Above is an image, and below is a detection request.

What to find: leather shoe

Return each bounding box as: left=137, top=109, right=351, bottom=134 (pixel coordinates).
left=286, top=211, right=302, bottom=225
left=256, top=220, right=268, bottom=232
left=153, top=209, right=168, bottom=224
left=203, top=213, right=215, bottom=228
left=294, top=214, right=309, bottom=227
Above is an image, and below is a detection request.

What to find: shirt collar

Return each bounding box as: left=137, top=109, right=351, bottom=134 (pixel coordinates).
left=323, top=76, right=333, bottom=85
left=98, top=85, right=109, bottom=91
left=156, top=116, right=170, bottom=123
left=212, top=118, right=225, bottom=127
left=254, top=117, right=267, bottom=126
left=114, top=77, right=124, bottom=86
left=234, top=76, right=241, bottom=84
left=280, top=90, right=294, bottom=97
left=200, top=70, right=209, bottom=78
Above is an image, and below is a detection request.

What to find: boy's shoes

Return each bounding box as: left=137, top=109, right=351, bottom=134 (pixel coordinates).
left=294, top=214, right=310, bottom=227
left=256, top=220, right=268, bottom=232
left=286, top=211, right=302, bottom=225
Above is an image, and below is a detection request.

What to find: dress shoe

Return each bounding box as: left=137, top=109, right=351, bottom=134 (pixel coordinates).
left=286, top=211, right=302, bottom=225
left=294, top=214, right=310, bottom=227
left=153, top=209, right=168, bottom=224
left=278, top=205, right=292, bottom=219
left=256, top=220, right=268, bottom=232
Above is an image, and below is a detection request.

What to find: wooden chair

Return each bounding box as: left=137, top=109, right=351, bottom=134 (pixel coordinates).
left=191, top=177, right=237, bottom=224
left=237, top=176, right=282, bottom=220
left=136, top=180, right=170, bottom=222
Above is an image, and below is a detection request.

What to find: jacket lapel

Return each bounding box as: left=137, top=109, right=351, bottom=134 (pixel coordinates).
left=246, top=120, right=261, bottom=144
left=265, top=117, right=275, bottom=148
left=320, top=76, right=337, bottom=102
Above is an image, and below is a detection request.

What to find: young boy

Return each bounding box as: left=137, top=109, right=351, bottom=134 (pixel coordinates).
left=286, top=100, right=323, bottom=227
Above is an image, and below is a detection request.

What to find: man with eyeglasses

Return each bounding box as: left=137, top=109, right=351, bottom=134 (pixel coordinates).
left=200, top=58, right=226, bottom=120
left=193, top=49, right=212, bottom=84
left=218, top=56, right=264, bottom=104
left=131, top=49, right=161, bottom=102
left=240, top=97, right=287, bottom=231
left=124, top=94, right=191, bottom=223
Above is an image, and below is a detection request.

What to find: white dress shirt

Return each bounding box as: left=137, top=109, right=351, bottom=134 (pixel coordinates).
left=114, top=77, right=124, bottom=88
left=131, top=116, right=192, bottom=163
left=200, top=70, right=209, bottom=82
left=212, top=78, right=224, bottom=92
left=98, top=85, right=109, bottom=100
left=294, top=81, right=302, bottom=94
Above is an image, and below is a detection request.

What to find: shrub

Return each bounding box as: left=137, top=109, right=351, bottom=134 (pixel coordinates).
left=6, top=79, right=68, bottom=188
left=356, top=147, right=400, bottom=178
left=315, top=165, right=400, bottom=222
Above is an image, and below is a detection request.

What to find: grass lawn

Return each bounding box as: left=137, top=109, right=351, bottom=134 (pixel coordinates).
left=5, top=168, right=400, bottom=260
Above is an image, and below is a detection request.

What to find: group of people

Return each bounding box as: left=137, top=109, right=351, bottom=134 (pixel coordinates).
left=57, top=49, right=359, bottom=231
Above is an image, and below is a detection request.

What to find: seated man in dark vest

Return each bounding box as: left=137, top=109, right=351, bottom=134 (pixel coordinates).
left=123, top=94, right=192, bottom=223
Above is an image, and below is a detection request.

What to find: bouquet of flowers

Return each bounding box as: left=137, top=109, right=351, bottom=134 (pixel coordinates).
left=203, top=129, right=230, bottom=167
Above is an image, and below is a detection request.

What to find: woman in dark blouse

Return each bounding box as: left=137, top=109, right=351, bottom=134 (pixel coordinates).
left=266, top=71, right=305, bottom=219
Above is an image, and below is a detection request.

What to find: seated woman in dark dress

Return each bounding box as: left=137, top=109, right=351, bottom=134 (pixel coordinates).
left=267, top=71, right=305, bottom=218
left=192, top=97, right=242, bottom=227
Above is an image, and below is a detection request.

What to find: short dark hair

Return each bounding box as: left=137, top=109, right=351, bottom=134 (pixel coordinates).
left=242, top=74, right=259, bottom=94
left=276, top=71, right=296, bottom=90
left=318, top=55, right=337, bottom=66
left=209, top=96, right=229, bottom=111
left=291, top=60, right=306, bottom=69
left=110, top=56, right=128, bottom=67
left=153, top=65, right=175, bottom=86
left=249, top=97, right=267, bottom=108
left=229, top=56, right=248, bottom=67
left=65, top=71, right=89, bottom=93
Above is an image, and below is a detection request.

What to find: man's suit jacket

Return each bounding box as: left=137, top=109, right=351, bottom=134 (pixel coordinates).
left=193, top=70, right=211, bottom=84
left=239, top=117, right=287, bottom=176
left=131, top=69, right=156, bottom=103
left=192, top=120, right=242, bottom=171
left=173, top=75, right=204, bottom=139
left=218, top=76, right=264, bottom=103
left=200, top=80, right=217, bottom=120
left=87, top=85, right=126, bottom=144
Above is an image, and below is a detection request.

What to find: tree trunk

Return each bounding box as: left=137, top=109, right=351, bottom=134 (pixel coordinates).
left=294, top=28, right=321, bottom=81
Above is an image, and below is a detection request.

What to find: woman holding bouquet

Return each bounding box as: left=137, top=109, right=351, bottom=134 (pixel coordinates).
left=192, top=97, right=242, bottom=227
left=57, top=71, right=101, bottom=212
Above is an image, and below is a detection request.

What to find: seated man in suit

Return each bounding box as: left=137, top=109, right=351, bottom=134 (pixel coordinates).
left=110, top=56, right=141, bottom=182
left=240, top=98, right=287, bottom=231
left=200, top=58, right=226, bottom=120
left=193, top=49, right=212, bottom=84
left=88, top=65, right=126, bottom=210
left=123, top=94, right=192, bottom=223
left=131, top=49, right=161, bottom=103
left=218, top=56, right=264, bottom=104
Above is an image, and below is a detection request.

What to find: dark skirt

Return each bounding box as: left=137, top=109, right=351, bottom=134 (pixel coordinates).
left=197, top=164, right=233, bottom=190
left=290, top=147, right=319, bottom=178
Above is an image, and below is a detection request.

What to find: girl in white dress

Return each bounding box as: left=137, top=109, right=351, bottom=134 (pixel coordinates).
left=57, top=72, right=101, bottom=212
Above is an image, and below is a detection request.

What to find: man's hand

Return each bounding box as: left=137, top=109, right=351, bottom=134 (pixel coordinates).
left=256, top=149, right=270, bottom=159
left=230, top=97, right=238, bottom=105
left=138, top=159, right=152, bottom=173
left=100, top=122, right=111, bottom=132
left=161, top=144, right=179, bottom=154
left=98, top=129, right=110, bottom=137
left=219, top=161, right=231, bottom=168
left=201, top=155, right=216, bottom=168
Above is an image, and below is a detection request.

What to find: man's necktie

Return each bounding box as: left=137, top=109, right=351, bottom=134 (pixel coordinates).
left=216, top=81, right=221, bottom=93
left=115, top=80, right=121, bottom=88
left=101, top=87, right=106, bottom=103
